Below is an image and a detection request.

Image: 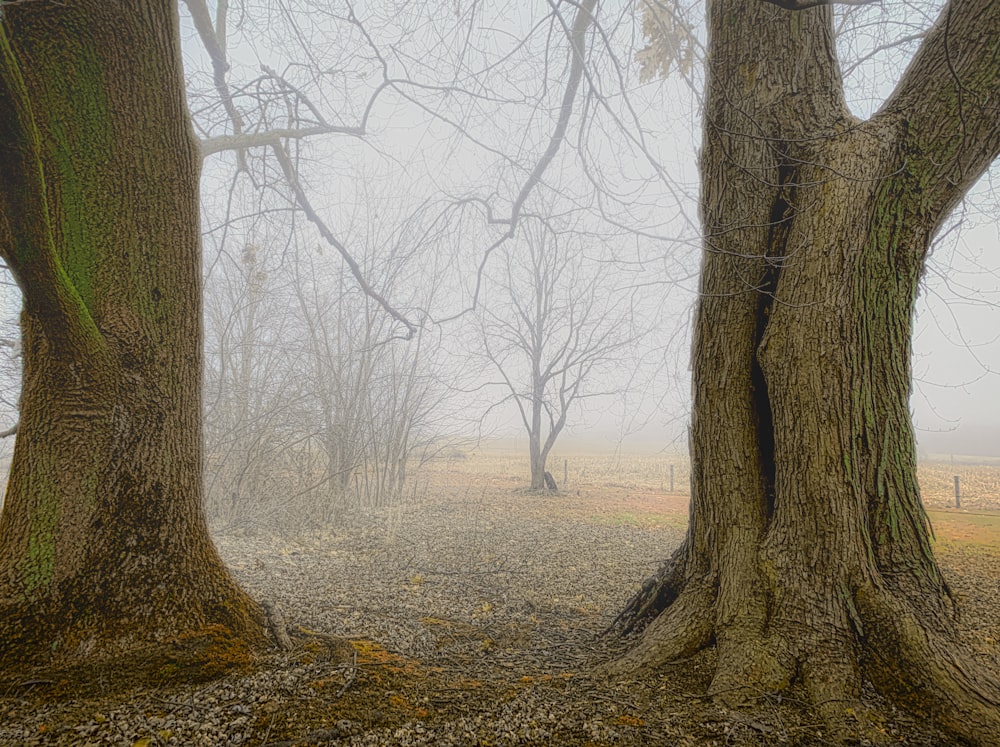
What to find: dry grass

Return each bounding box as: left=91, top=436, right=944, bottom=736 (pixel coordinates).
left=3, top=445, right=997, bottom=746
left=918, top=461, right=1000, bottom=510
left=432, top=446, right=691, bottom=493
left=434, top=444, right=1000, bottom=513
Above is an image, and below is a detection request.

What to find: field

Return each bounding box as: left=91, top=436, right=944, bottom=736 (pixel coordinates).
left=1, top=446, right=998, bottom=746
left=438, top=443, right=1000, bottom=516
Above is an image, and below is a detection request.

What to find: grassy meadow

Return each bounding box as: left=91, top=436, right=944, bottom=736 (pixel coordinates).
left=425, top=441, right=1000, bottom=553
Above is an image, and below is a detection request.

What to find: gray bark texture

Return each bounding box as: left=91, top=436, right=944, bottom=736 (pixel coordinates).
left=612, top=1, right=1000, bottom=743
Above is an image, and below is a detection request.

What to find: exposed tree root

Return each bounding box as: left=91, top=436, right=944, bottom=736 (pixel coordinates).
left=857, top=583, right=1000, bottom=746
left=709, top=628, right=795, bottom=705
left=0, top=619, right=262, bottom=698
left=610, top=569, right=1000, bottom=745
left=606, top=577, right=715, bottom=677
left=262, top=599, right=295, bottom=651
left=607, top=542, right=689, bottom=637
left=0, top=569, right=269, bottom=675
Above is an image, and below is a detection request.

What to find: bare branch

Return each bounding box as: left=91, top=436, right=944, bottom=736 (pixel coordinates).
left=269, top=142, right=417, bottom=340
left=200, top=125, right=362, bottom=158
left=761, top=0, right=879, bottom=10
left=880, top=0, right=1000, bottom=223
left=433, top=0, right=599, bottom=325
left=181, top=0, right=248, bottom=169
left=509, top=0, right=598, bottom=228
left=185, top=0, right=414, bottom=339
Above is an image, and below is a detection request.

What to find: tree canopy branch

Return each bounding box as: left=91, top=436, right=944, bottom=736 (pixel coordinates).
left=880, top=0, right=1000, bottom=220
left=436, top=0, right=598, bottom=324
left=269, top=142, right=418, bottom=340
left=181, top=0, right=249, bottom=169
left=199, top=125, right=364, bottom=158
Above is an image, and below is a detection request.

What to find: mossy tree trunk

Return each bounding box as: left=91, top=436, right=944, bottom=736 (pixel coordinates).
left=0, top=0, right=265, bottom=665
left=613, top=1, right=1000, bottom=743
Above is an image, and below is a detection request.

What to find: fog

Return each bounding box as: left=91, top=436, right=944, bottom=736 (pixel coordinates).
left=2, top=4, right=1000, bottom=744
left=0, top=0, right=998, bottom=495
left=194, top=0, right=995, bottom=465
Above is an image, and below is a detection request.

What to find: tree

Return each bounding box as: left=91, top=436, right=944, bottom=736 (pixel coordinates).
left=202, top=241, right=314, bottom=529
left=0, top=0, right=265, bottom=666
left=612, top=1, right=1000, bottom=743
left=290, top=240, right=447, bottom=512
left=0, top=0, right=635, bottom=667
left=479, top=219, right=639, bottom=490
left=202, top=238, right=445, bottom=529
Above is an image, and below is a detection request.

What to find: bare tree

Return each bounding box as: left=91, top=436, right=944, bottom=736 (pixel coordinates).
left=203, top=241, right=317, bottom=529
left=200, top=178, right=455, bottom=529
left=479, top=219, right=642, bottom=490
left=291, top=244, right=447, bottom=512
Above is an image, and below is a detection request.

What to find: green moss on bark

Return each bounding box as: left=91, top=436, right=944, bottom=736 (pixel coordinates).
left=38, top=31, right=113, bottom=314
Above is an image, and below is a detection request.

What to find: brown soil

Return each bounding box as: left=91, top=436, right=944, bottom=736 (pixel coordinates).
left=1, top=454, right=997, bottom=746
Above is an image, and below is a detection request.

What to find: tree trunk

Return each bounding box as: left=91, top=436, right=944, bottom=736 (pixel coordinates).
left=528, top=432, right=547, bottom=491
left=528, top=375, right=548, bottom=490
left=612, top=1, right=1000, bottom=743
left=0, top=0, right=265, bottom=667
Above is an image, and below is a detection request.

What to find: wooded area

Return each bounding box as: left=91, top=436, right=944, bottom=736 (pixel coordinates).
left=0, top=0, right=998, bottom=744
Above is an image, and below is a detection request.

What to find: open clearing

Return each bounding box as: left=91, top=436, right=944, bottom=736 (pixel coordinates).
left=1, top=449, right=998, bottom=746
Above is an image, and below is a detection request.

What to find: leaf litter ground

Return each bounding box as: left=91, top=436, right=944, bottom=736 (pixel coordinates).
left=1, top=455, right=998, bottom=746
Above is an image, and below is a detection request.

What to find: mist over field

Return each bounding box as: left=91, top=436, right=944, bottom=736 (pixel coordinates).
left=0, top=1, right=999, bottom=745
left=917, top=424, right=1000, bottom=460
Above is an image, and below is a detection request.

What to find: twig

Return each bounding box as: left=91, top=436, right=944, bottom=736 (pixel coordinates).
left=336, top=651, right=358, bottom=698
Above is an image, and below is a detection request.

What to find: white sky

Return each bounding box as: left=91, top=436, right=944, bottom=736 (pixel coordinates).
left=1, top=1, right=998, bottom=462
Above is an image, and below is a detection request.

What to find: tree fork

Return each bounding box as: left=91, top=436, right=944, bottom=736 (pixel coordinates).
left=611, top=0, right=1000, bottom=741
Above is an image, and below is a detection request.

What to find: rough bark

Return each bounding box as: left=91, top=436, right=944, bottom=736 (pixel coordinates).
left=528, top=390, right=558, bottom=491
left=612, top=1, right=1000, bottom=743
left=0, top=0, right=266, bottom=667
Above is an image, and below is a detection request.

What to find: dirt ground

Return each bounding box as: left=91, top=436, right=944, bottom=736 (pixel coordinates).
left=1, top=451, right=998, bottom=746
